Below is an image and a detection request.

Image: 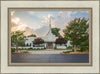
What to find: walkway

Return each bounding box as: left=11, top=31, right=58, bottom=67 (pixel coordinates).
left=19, top=49, right=71, bottom=54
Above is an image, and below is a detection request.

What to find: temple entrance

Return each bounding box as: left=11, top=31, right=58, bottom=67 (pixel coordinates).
left=46, top=42, right=53, bottom=49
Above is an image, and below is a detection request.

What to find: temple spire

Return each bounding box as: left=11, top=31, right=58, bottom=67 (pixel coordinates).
left=49, top=18, right=51, bottom=29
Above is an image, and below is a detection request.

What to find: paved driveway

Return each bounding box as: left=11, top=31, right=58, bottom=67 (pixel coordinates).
left=11, top=53, right=89, bottom=63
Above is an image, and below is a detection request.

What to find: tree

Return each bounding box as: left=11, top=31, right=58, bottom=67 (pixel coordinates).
left=33, top=38, right=44, bottom=46
left=63, top=18, right=89, bottom=52
left=55, top=37, right=67, bottom=45
left=81, top=39, right=89, bottom=46
left=28, top=34, right=36, bottom=37
left=11, top=30, right=27, bottom=52
left=26, top=43, right=29, bottom=46
left=30, top=43, right=31, bottom=46
left=51, top=28, right=61, bottom=37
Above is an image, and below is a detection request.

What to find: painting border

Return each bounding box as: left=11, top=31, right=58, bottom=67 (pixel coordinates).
left=0, top=0, right=100, bottom=74
left=8, top=8, right=92, bottom=66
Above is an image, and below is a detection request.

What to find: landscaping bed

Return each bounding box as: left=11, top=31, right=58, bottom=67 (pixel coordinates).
left=61, top=51, right=89, bottom=54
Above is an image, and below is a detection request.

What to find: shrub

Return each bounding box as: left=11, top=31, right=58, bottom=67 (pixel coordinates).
left=18, top=49, right=27, bottom=50
left=54, top=46, right=57, bottom=49
left=11, top=49, right=15, bottom=52
left=67, top=46, right=73, bottom=49
left=63, top=51, right=71, bottom=53
left=28, top=47, right=33, bottom=50
left=33, top=48, right=36, bottom=50
left=55, top=37, right=67, bottom=45
left=80, top=46, right=89, bottom=52
left=72, top=49, right=74, bottom=52
left=44, top=47, right=46, bottom=49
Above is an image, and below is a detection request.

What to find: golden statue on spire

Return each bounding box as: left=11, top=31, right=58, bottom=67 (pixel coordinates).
left=49, top=18, right=51, bottom=23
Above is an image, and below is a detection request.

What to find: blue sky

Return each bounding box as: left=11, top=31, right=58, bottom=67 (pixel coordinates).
left=11, top=10, right=89, bottom=36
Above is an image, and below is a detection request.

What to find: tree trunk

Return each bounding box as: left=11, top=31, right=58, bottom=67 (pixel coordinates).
left=74, top=44, right=77, bottom=52
left=16, top=44, right=18, bottom=52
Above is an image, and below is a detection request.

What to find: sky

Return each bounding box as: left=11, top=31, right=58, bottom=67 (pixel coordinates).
left=11, top=10, right=89, bottom=37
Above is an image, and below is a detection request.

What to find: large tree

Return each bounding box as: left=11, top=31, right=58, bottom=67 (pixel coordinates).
left=55, top=37, right=67, bottom=45
left=33, top=38, right=44, bottom=46
left=63, top=18, right=89, bottom=52
left=51, top=28, right=61, bottom=37
left=11, top=31, right=27, bottom=52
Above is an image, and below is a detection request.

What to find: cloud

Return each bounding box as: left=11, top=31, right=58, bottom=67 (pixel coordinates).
left=11, top=17, right=35, bottom=36
left=51, top=24, right=56, bottom=28
left=34, top=12, right=70, bottom=36
left=39, top=14, right=54, bottom=27
left=73, top=11, right=77, bottom=14
left=11, top=17, right=20, bottom=24
left=80, top=11, right=89, bottom=13
left=34, top=25, right=49, bottom=37
left=28, top=11, right=34, bottom=15
left=11, top=11, right=15, bottom=16
left=12, top=11, right=89, bottom=37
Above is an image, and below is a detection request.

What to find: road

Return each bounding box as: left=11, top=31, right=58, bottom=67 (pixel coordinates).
left=11, top=53, right=89, bottom=63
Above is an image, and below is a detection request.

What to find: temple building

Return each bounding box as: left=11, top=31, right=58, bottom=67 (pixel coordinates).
left=25, top=19, right=71, bottom=49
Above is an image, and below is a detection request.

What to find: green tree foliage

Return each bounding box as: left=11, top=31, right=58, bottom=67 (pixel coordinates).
left=28, top=34, right=36, bottom=37
left=51, top=28, right=61, bottom=37
left=30, top=43, right=31, bottom=46
left=55, top=37, right=67, bottom=45
left=33, top=38, right=44, bottom=45
left=11, top=30, right=27, bottom=52
left=63, top=18, right=89, bottom=52
left=26, top=43, right=29, bottom=46
left=81, top=39, right=89, bottom=46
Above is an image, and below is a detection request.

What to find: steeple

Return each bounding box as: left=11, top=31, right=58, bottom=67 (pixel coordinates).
left=49, top=18, right=51, bottom=29
left=42, top=18, right=57, bottom=42
left=46, top=18, right=52, bottom=35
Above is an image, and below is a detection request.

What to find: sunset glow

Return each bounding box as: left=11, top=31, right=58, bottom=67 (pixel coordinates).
left=11, top=11, right=89, bottom=36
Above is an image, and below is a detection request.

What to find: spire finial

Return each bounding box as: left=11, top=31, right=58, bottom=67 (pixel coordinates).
left=49, top=18, right=51, bottom=23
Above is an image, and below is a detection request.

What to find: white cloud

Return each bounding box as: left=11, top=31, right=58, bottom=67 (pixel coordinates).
left=39, top=14, right=54, bottom=27
left=67, top=12, right=72, bottom=18
left=80, top=11, right=89, bottom=13
left=11, top=11, right=15, bottom=16
left=35, top=25, right=49, bottom=37
left=11, top=17, right=35, bottom=36
left=51, top=24, right=56, bottom=28
left=34, top=12, right=70, bottom=37
left=28, top=11, right=34, bottom=15
left=73, top=11, right=77, bottom=14
left=12, top=11, right=88, bottom=37
left=11, top=17, right=20, bottom=24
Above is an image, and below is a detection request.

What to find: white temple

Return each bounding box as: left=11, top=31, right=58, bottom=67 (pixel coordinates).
left=25, top=19, right=71, bottom=49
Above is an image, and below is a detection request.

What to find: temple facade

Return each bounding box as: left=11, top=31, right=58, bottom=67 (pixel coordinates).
left=25, top=19, right=71, bottom=49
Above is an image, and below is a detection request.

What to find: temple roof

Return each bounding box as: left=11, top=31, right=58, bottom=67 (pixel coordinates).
left=26, top=18, right=58, bottom=43
left=41, top=29, right=58, bottom=42
left=41, top=18, right=58, bottom=42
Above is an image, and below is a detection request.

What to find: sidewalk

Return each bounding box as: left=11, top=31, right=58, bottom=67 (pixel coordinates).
left=27, top=49, right=71, bottom=54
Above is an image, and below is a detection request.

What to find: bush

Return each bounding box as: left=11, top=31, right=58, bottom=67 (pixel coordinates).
left=18, top=49, right=27, bottom=50
left=28, top=47, right=33, bottom=50
left=33, top=48, right=36, bottom=50
left=72, top=49, right=74, bottom=52
left=54, top=46, right=57, bottom=49
left=67, top=46, right=73, bottom=49
left=80, top=46, right=89, bottom=52
left=44, top=47, right=46, bottom=49
left=11, top=49, right=15, bottom=52
left=63, top=51, right=71, bottom=53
